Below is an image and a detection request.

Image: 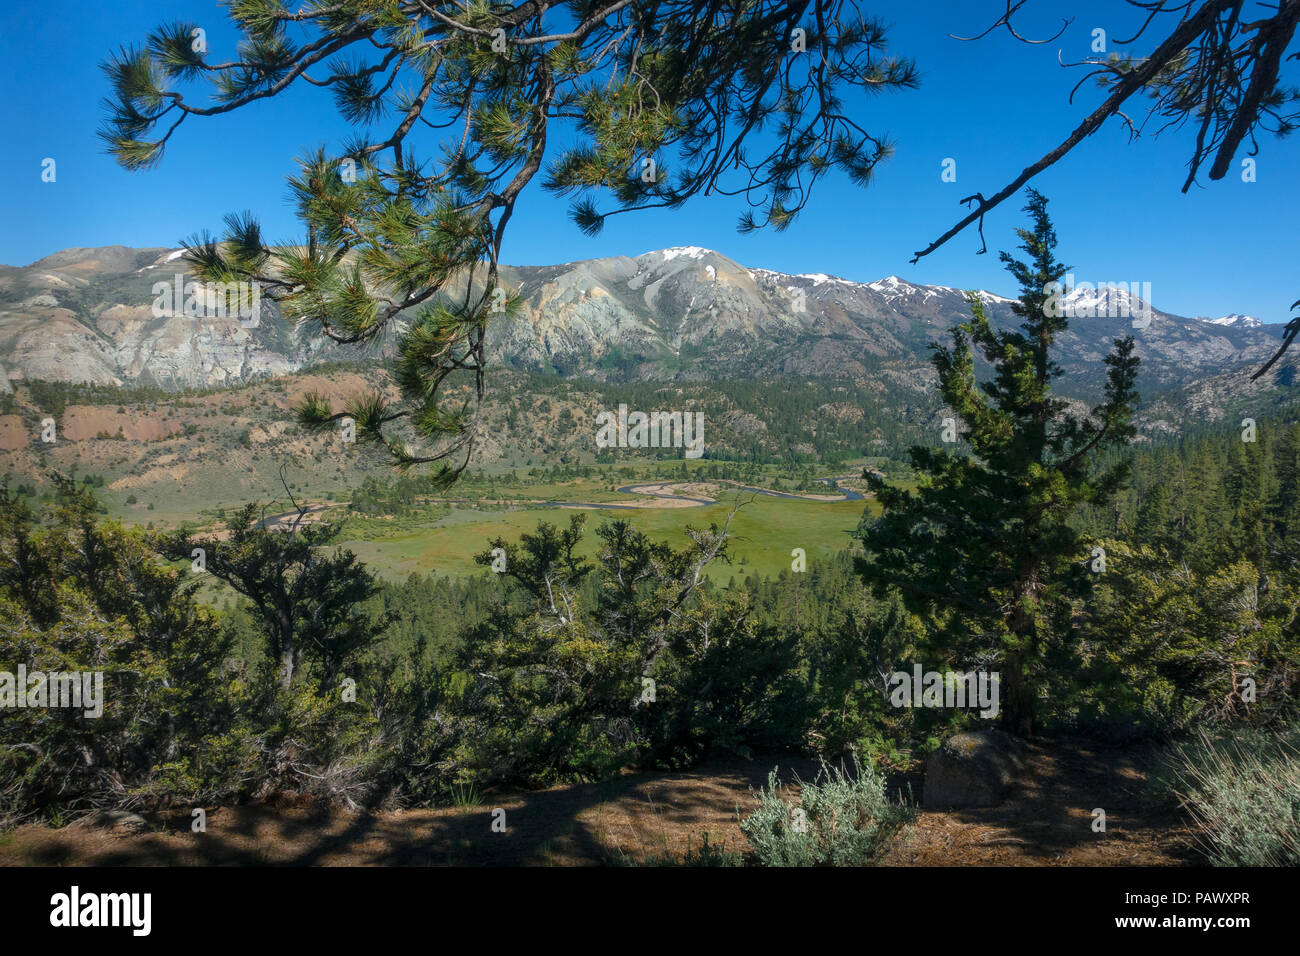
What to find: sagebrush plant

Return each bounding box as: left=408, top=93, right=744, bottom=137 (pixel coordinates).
left=740, top=756, right=914, bottom=866
left=1154, top=724, right=1300, bottom=866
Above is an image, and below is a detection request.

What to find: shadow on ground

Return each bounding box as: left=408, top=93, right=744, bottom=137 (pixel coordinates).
left=0, top=742, right=1196, bottom=866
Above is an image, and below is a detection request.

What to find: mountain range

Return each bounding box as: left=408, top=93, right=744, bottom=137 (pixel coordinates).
left=0, top=244, right=1291, bottom=405
left=2, top=244, right=1297, bottom=513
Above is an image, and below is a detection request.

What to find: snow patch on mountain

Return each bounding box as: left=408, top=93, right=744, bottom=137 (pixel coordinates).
left=868, top=275, right=959, bottom=301
left=752, top=266, right=1016, bottom=305
left=658, top=246, right=711, bottom=262
left=135, top=248, right=189, bottom=273
left=1059, top=284, right=1153, bottom=319
left=794, top=272, right=866, bottom=287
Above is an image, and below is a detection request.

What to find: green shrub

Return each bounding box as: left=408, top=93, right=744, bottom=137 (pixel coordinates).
left=446, top=781, right=481, bottom=808
left=740, top=756, right=914, bottom=866
left=0, top=480, right=243, bottom=825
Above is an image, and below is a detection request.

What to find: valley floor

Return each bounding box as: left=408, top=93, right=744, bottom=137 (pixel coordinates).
left=0, top=739, right=1195, bottom=867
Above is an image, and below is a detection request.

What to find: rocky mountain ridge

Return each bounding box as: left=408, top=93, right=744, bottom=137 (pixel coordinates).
left=0, top=244, right=1289, bottom=398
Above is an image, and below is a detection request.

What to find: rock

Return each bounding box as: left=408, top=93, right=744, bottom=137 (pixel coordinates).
left=923, top=730, right=1026, bottom=810
left=78, top=810, right=149, bottom=833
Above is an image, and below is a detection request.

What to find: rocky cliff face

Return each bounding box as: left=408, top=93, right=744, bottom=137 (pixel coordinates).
left=0, top=246, right=306, bottom=389
left=0, top=244, right=1288, bottom=394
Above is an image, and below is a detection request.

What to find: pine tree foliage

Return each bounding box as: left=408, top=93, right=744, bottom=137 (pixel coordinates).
left=100, top=1, right=918, bottom=481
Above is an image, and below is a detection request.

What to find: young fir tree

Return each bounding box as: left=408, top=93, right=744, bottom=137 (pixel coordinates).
left=856, top=190, right=1141, bottom=736
left=99, top=1, right=919, bottom=484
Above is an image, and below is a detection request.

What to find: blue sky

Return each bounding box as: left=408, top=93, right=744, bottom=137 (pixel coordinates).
left=1, top=0, right=1295, bottom=322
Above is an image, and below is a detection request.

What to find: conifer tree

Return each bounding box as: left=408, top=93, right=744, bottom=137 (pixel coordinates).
left=856, top=190, right=1141, bottom=736
left=156, top=500, right=392, bottom=689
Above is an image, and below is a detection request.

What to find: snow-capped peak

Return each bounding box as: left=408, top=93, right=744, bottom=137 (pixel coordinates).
left=1204, top=313, right=1263, bottom=329
left=868, top=275, right=906, bottom=290
left=1063, top=284, right=1141, bottom=306
left=868, top=274, right=962, bottom=302
left=1057, top=283, right=1155, bottom=320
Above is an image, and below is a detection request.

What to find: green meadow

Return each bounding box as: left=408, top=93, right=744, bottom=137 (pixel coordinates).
left=338, top=492, right=878, bottom=583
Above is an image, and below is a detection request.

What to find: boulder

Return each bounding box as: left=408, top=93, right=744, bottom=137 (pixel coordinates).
left=78, top=809, right=149, bottom=833
left=923, top=730, right=1026, bottom=810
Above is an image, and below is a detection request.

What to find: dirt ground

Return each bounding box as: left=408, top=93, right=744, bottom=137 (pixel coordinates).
left=0, top=738, right=1197, bottom=867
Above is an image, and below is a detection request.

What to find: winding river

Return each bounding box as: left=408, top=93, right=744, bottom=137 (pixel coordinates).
left=258, top=477, right=868, bottom=528
left=541, top=476, right=867, bottom=510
